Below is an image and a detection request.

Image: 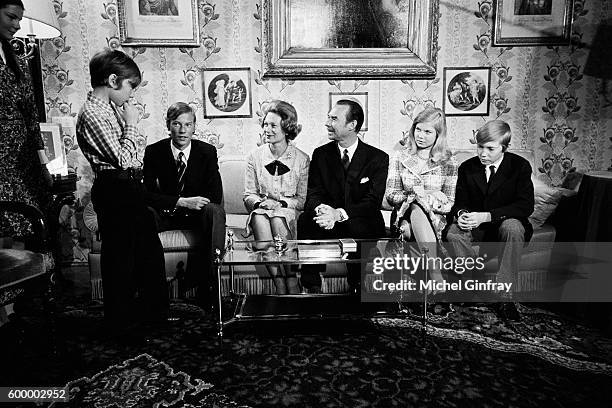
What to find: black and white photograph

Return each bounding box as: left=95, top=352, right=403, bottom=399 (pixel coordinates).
left=2, top=0, right=612, bottom=407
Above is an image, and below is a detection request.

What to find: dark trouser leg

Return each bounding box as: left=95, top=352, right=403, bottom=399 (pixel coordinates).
left=195, top=203, right=226, bottom=300
left=496, top=219, right=525, bottom=296
left=297, top=212, right=326, bottom=289
left=93, top=178, right=168, bottom=324
left=445, top=223, right=479, bottom=282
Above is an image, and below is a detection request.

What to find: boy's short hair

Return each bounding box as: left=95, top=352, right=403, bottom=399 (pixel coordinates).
left=89, top=49, right=142, bottom=89
left=166, top=102, right=196, bottom=130
left=475, top=120, right=512, bottom=151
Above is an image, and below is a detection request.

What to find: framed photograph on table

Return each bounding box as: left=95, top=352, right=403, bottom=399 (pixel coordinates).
left=202, top=68, right=253, bottom=119
left=118, top=0, right=200, bottom=47
left=329, top=92, right=369, bottom=132
left=39, top=122, right=68, bottom=176
left=492, top=0, right=574, bottom=46
left=261, top=0, right=440, bottom=79
left=443, top=67, right=491, bottom=117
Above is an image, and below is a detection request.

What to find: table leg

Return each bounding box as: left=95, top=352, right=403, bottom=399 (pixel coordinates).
left=214, top=249, right=223, bottom=339
left=422, top=247, right=429, bottom=333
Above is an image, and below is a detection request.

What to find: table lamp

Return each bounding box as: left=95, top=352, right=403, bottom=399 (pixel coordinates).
left=12, top=0, right=61, bottom=60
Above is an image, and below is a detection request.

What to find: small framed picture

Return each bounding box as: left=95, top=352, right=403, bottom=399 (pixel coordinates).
left=329, top=92, right=369, bottom=132
left=118, top=0, right=200, bottom=47
left=492, top=0, right=574, bottom=46
left=39, top=122, right=68, bottom=176
left=201, top=68, right=253, bottom=119
left=442, top=67, right=491, bottom=116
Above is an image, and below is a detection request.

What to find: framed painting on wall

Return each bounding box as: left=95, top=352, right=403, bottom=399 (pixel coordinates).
left=202, top=68, right=253, bottom=119
left=261, top=0, right=440, bottom=79
left=40, top=122, right=68, bottom=176
left=492, top=0, right=574, bottom=46
left=443, top=67, right=491, bottom=117
left=118, top=0, right=200, bottom=47
left=329, top=92, right=369, bottom=132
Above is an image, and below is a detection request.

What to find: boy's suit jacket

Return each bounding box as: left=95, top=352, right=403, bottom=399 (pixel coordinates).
left=451, top=152, right=534, bottom=241
left=304, top=139, right=389, bottom=233
left=143, top=139, right=223, bottom=210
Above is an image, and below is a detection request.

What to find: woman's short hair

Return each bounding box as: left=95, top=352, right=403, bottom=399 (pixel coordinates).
left=262, top=100, right=302, bottom=140
left=166, top=102, right=195, bottom=130
left=89, top=49, right=142, bottom=89
left=405, top=107, right=451, bottom=163
left=475, top=120, right=511, bottom=151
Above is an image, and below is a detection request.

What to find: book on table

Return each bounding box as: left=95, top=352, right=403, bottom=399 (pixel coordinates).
left=297, top=242, right=342, bottom=259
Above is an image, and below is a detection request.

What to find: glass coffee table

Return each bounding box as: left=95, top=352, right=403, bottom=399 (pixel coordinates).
left=213, top=238, right=431, bottom=338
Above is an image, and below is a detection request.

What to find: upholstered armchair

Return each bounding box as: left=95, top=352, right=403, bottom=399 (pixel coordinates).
left=0, top=201, right=54, bottom=318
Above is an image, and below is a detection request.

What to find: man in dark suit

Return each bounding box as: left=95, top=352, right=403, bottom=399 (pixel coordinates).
left=143, top=102, right=226, bottom=307
left=446, top=120, right=534, bottom=320
left=297, top=99, right=389, bottom=294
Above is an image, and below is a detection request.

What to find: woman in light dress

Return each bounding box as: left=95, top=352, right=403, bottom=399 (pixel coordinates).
left=385, top=107, right=458, bottom=289
left=244, top=100, right=310, bottom=294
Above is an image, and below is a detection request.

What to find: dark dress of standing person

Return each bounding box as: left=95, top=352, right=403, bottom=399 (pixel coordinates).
left=76, top=49, right=168, bottom=328
left=0, top=0, right=52, bottom=237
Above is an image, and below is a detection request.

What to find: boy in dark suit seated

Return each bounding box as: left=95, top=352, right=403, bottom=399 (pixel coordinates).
left=143, top=102, right=226, bottom=308
left=445, top=120, right=534, bottom=320
left=297, top=99, right=389, bottom=294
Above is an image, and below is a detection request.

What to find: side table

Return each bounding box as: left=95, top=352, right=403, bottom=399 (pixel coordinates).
left=576, top=171, right=612, bottom=241
left=49, top=174, right=77, bottom=277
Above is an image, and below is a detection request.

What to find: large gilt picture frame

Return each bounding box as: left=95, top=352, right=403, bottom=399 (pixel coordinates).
left=261, top=0, right=440, bottom=79
left=492, top=0, right=574, bottom=46
left=118, top=0, right=200, bottom=47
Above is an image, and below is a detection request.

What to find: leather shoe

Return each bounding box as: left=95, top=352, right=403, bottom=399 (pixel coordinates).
left=494, top=302, right=521, bottom=321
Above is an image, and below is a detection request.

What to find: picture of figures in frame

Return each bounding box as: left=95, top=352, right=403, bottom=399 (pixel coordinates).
left=443, top=67, right=491, bottom=116
left=202, top=68, right=253, bottom=119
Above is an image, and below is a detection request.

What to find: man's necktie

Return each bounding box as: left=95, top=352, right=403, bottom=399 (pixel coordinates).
left=177, top=151, right=186, bottom=195
left=488, top=165, right=496, bottom=185
left=341, top=149, right=350, bottom=172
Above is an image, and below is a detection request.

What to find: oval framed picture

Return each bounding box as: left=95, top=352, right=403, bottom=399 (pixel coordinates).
left=443, top=67, right=491, bottom=116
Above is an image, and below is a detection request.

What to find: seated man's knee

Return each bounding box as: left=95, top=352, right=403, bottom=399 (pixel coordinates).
left=203, top=202, right=225, bottom=220
left=498, top=219, right=524, bottom=241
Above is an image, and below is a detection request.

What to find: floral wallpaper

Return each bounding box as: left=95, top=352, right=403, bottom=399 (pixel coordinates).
left=38, top=0, right=612, bottom=264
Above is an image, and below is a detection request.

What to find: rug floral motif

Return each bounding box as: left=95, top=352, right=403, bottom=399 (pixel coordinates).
left=48, top=353, right=250, bottom=408
left=376, top=303, right=612, bottom=374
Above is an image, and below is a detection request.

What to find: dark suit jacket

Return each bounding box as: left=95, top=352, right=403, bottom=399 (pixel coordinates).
left=304, top=139, right=389, bottom=233
left=143, top=139, right=222, bottom=211
left=451, top=152, right=534, bottom=241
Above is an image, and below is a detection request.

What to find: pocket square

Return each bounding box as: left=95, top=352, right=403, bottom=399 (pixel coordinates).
left=360, top=177, right=370, bottom=184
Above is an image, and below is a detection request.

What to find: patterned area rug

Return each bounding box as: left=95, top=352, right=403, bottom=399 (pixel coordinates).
left=379, top=303, right=612, bottom=374
left=3, top=300, right=612, bottom=407
left=48, top=353, right=249, bottom=408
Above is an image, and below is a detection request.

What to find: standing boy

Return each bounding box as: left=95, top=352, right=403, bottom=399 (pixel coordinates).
left=76, top=49, right=168, bottom=327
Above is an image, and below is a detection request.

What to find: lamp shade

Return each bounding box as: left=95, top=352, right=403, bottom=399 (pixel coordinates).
left=15, top=0, right=61, bottom=39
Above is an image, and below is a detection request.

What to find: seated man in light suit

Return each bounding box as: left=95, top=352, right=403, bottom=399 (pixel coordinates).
left=297, top=99, right=389, bottom=294
left=445, top=120, right=534, bottom=321
left=143, top=102, right=226, bottom=309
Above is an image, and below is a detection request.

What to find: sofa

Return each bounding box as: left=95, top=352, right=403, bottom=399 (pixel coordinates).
left=87, top=148, right=568, bottom=299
